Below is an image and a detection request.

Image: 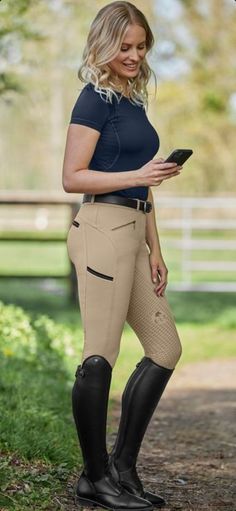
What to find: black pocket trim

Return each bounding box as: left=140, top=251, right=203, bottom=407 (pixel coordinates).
left=87, top=266, right=114, bottom=281
left=72, top=220, right=80, bottom=228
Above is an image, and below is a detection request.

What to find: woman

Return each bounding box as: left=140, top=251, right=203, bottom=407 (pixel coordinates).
left=62, top=2, right=183, bottom=510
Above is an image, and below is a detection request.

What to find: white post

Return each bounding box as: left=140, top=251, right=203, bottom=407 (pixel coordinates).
left=181, top=201, right=192, bottom=286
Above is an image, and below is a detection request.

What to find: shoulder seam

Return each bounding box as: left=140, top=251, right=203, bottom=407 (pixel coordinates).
left=82, top=82, right=110, bottom=107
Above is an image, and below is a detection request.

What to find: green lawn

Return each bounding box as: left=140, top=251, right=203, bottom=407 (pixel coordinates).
left=0, top=232, right=236, bottom=284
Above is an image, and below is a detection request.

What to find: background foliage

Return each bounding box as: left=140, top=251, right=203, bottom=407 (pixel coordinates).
left=0, top=0, right=236, bottom=194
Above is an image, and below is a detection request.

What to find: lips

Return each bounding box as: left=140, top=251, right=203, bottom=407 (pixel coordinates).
left=123, top=63, right=138, bottom=69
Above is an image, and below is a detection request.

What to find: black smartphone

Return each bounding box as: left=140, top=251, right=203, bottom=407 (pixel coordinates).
left=164, top=149, right=193, bottom=165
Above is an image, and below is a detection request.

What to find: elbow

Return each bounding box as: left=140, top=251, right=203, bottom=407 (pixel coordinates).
left=62, top=167, right=73, bottom=192
left=62, top=178, right=84, bottom=194
left=62, top=179, right=73, bottom=193
left=62, top=168, right=85, bottom=193
left=62, top=172, right=79, bottom=193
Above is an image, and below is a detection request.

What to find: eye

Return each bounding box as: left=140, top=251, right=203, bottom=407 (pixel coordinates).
left=121, top=45, right=146, bottom=52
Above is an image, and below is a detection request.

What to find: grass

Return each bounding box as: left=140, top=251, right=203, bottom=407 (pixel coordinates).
left=0, top=454, right=74, bottom=510
left=0, top=356, right=78, bottom=467
left=0, top=241, right=68, bottom=276
left=0, top=278, right=236, bottom=510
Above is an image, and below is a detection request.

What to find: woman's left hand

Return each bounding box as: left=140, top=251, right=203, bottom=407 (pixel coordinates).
left=149, top=251, right=168, bottom=296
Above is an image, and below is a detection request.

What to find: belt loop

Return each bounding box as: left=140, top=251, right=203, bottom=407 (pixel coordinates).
left=90, top=195, right=95, bottom=204
left=136, top=198, right=140, bottom=210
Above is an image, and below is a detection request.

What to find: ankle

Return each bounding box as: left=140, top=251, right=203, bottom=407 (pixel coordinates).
left=83, top=467, right=107, bottom=483
left=112, top=454, right=135, bottom=473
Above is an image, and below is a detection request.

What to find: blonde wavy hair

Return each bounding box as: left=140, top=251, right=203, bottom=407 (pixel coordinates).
left=77, top=1, right=157, bottom=108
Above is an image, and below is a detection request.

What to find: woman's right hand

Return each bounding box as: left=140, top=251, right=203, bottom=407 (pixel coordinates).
left=137, top=157, right=182, bottom=187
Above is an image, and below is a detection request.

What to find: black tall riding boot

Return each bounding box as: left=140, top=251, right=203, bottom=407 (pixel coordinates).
left=72, top=354, right=153, bottom=510
left=109, top=356, right=174, bottom=508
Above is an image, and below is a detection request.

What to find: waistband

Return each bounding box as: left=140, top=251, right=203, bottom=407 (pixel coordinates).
left=82, top=194, right=152, bottom=214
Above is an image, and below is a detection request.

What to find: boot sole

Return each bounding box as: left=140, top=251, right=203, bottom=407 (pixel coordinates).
left=76, top=494, right=153, bottom=511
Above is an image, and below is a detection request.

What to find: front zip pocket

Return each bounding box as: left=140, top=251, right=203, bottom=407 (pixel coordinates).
left=87, top=266, right=114, bottom=281
left=72, top=220, right=80, bottom=228
left=111, top=220, right=136, bottom=231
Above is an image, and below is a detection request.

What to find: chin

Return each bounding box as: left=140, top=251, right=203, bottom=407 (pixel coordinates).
left=120, top=70, right=138, bottom=78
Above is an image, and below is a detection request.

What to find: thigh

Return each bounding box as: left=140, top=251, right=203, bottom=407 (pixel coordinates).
left=126, top=241, right=182, bottom=370
left=67, top=206, right=139, bottom=368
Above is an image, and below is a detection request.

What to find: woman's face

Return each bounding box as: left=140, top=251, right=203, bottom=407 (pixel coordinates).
left=108, top=24, right=147, bottom=85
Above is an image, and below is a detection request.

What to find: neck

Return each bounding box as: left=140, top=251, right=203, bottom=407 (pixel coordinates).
left=113, top=77, right=129, bottom=94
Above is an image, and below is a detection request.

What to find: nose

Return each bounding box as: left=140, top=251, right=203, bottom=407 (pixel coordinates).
left=128, top=48, right=140, bottom=62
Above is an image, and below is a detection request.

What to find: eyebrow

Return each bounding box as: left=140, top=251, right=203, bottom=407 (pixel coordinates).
left=121, top=40, right=146, bottom=46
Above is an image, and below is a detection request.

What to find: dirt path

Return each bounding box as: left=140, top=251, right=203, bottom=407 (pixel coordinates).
left=108, top=358, right=236, bottom=511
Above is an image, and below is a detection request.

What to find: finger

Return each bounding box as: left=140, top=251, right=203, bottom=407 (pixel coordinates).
left=160, top=285, right=167, bottom=297
left=155, top=274, right=167, bottom=290
left=155, top=286, right=166, bottom=297
left=155, top=282, right=167, bottom=296
left=157, top=166, right=182, bottom=175
left=155, top=170, right=182, bottom=181
left=155, top=280, right=167, bottom=292
left=157, top=162, right=183, bottom=171
left=155, top=162, right=178, bottom=170
left=151, top=266, right=158, bottom=283
left=156, top=269, right=168, bottom=285
left=154, top=173, right=179, bottom=187
left=161, top=171, right=181, bottom=181
left=159, top=172, right=180, bottom=181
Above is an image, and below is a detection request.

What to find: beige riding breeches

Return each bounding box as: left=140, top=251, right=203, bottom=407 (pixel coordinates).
left=67, top=201, right=182, bottom=369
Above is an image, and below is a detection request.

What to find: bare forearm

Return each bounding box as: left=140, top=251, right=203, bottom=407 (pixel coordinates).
left=145, top=188, right=162, bottom=254
left=63, top=168, right=142, bottom=194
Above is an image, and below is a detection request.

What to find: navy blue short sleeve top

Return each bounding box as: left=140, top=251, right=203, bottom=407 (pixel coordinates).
left=70, top=82, right=160, bottom=201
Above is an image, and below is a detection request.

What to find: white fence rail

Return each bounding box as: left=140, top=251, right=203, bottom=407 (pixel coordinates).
left=0, top=193, right=235, bottom=293
left=153, top=196, right=236, bottom=292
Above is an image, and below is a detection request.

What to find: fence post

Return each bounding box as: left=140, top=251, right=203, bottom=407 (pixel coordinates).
left=181, top=201, right=192, bottom=286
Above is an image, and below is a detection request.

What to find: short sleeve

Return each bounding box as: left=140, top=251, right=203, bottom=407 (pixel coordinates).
left=70, top=83, right=110, bottom=133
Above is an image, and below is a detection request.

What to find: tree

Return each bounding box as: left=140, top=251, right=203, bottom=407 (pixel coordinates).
left=0, top=0, right=45, bottom=97
left=152, top=0, right=236, bottom=194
